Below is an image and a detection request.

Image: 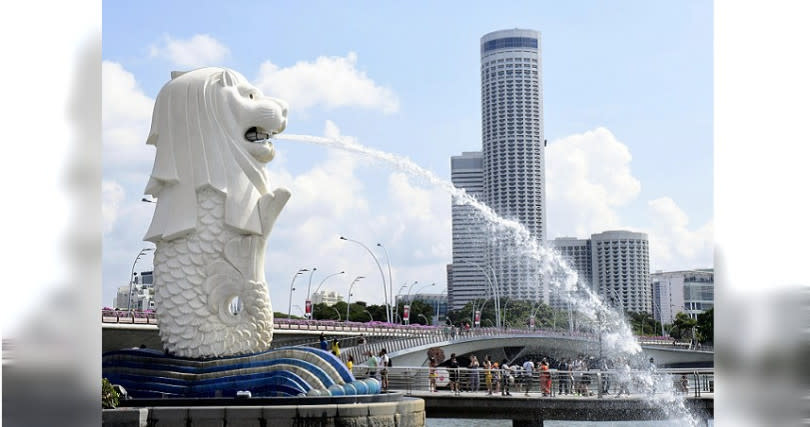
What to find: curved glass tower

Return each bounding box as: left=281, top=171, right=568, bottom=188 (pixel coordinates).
left=480, top=29, right=547, bottom=302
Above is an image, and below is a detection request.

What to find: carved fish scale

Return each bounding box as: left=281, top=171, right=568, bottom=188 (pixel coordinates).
left=154, top=188, right=274, bottom=358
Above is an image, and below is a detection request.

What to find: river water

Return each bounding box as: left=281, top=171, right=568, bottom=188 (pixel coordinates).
left=427, top=420, right=714, bottom=426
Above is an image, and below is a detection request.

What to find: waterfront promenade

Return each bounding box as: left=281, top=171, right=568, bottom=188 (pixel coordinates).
left=410, top=390, right=713, bottom=426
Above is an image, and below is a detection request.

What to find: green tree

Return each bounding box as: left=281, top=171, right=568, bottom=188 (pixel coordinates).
left=396, top=299, right=434, bottom=325
left=695, top=307, right=713, bottom=344
left=670, top=312, right=697, bottom=341
left=627, top=311, right=663, bottom=336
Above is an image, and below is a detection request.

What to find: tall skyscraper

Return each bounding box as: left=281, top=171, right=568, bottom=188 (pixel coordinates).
left=591, top=231, right=651, bottom=313
left=449, top=151, right=488, bottom=309
left=550, top=237, right=592, bottom=308
left=480, top=29, right=546, bottom=302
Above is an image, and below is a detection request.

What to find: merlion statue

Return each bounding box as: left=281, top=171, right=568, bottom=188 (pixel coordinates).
left=143, top=67, right=290, bottom=358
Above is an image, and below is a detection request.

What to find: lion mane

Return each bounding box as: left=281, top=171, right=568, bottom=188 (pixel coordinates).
left=144, top=67, right=279, bottom=242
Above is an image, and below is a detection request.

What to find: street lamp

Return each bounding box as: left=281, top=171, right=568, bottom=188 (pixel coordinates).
left=377, top=243, right=394, bottom=325
left=435, top=289, right=447, bottom=326
left=331, top=307, right=341, bottom=321
left=456, top=259, right=501, bottom=328
left=340, top=236, right=390, bottom=323
left=405, top=281, right=420, bottom=304
left=364, top=309, right=374, bottom=322
left=346, top=276, right=364, bottom=322
left=292, top=305, right=305, bottom=317
left=394, top=282, right=409, bottom=317
left=127, top=248, right=153, bottom=313
left=417, top=313, right=429, bottom=325
left=410, top=282, right=435, bottom=304
left=308, top=270, right=345, bottom=319
left=288, top=269, right=309, bottom=318
left=303, top=267, right=317, bottom=317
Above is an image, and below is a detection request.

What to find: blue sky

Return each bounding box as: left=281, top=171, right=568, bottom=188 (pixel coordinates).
left=102, top=1, right=713, bottom=311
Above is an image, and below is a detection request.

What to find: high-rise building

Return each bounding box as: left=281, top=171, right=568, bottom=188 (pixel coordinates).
left=448, top=151, right=488, bottom=309
left=480, top=28, right=546, bottom=303
left=591, top=231, right=651, bottom=313
left=311, top=289, right=344, bottom=306
left=651, top=269, right=714, bottom=325
left=550, top=237, right=592, bottom=307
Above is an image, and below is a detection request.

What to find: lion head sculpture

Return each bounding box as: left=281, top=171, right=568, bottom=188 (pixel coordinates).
left=143, top=67, right=288, bottom=242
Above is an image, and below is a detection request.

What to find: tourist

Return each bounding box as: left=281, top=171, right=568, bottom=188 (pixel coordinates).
left=600, top=358, right=611, bottom=395
left=319, top=333, right=328, bottom=351
left=346, top=355, right=354, bottom=372
left=366, top=352, right=379, bottom=380
left=379, top=349, right=390, bottom=392
left=614, top=359, right=631, bottom=398
left=678, top=374, right=689, bottom=394
left=539, top=358, right=552, bottom=397
left=429, top=357, right=438, bottom=392
left=500, top=359, right=512, bottom=396
left=492, top=361, right=501, bottom=395
left=483, top=355, right=493, bottom=395
left=469, top=355, right=480, bottom=392
left=521, top=358, right=535, bottom=396
left=557, top=358, right=570, bottom=395
left=331, top=339, right=341, bottom=356
left=448, top=353, right=460, bottom=396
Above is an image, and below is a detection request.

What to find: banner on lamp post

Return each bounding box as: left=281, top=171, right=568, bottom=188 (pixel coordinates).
left=474, top=310, right=481, bottom=327
left=305, top=300, right=312, bottom=318
left=529, top=316, right=535, bottom=328
left=403, top=304, right=410, bottom=325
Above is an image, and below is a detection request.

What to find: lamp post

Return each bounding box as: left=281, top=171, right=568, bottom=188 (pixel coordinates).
left=377, top=243, right=394, bottom=326
left=127, top=248, right=153, bottom=313
left=331, top=307, right=341, bottom=321
left=410, top=282, right=435, bottom=304
left=292, top=305, right=305, bottom=317
left=288, top=268, right=308, bottom=318
left=456, top=259, right=501, bottom=328
left=340, top=236, right=390, bottom=323
left=310, top=270, right=343, bottom=319
left=345, top=276, right=364, bottom=322
left=417, top=313, right=429, bottom=325
left=435, top=289, right=447, bottom=326
left=303, top=267, right=317, bottom=318
left=364, top=309, right=374, bottom=322
left=405, top=281, right=420, bottom=304
left=394, top=282, right=408, bottom=319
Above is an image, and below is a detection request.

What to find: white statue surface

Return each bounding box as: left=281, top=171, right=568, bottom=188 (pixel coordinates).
left=143, top=67, right=290, bottom=358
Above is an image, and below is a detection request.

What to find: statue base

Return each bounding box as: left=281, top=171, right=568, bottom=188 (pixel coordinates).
left=103, top=394, right=425, bottom=427
left=102, top=347, right=379, bottom=398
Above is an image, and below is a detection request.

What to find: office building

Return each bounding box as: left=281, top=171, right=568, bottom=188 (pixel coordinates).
left=591, top=230, right=651, bottom=313
left=448, top=151, right=488, bottom=309
left=549, top=237, right=592, bottom=307
left=652, top=269, right=714, bottom=325
left=311, top=289, right=344, bottom=306
left=480, top=28, right=547, bottom=303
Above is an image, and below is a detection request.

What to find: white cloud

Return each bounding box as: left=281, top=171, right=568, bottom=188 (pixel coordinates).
left=149, top=34, right=230, bottom=68
left=546, top=127, right=641, bottom=237
left=262, top=121, right=449, bottom=308
left=102, top=180, right=125, bottom=234
left=646, top=197, right=713, bottom=270
left=547, top=127, right=712, bottom=272
left=254, top=52, right=399, bottom=114
left=102, top=61, right=155, bottom=174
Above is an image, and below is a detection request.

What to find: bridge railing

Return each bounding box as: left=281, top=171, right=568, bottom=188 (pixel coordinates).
left=102, top=310, right=158, bottom=325
left=352, top=366, right=714, bottom=398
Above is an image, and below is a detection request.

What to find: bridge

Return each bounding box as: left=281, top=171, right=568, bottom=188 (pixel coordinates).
left=102, top=312, right=712, bottom=368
